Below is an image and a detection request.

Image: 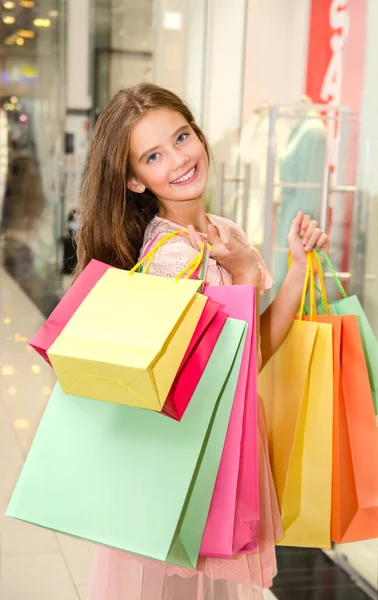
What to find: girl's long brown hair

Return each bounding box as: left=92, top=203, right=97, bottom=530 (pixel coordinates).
left=75, top=83, right=210, bottom=277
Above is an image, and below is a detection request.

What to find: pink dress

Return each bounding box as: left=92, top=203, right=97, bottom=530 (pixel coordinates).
left=87, top=215, right=283, bottom=600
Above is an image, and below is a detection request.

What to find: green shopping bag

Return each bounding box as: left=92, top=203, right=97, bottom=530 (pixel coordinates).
left=7, top=318, right=246, bottom=569
left=316, top=250, right=378, bottom=415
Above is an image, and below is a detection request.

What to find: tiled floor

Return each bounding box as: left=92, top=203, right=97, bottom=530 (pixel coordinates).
left=0, top=267, right=95, bottom=600
left=0, top=264, right=376, bottom=600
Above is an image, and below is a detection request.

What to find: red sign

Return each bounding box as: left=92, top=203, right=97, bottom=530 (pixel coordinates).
left=306, top=0, right=334, bottom=105
left=306, top=0, right=351, bottom=166
left=307, top=0, right=365, bottom=112
left=306, top=0, right=366, bottom=275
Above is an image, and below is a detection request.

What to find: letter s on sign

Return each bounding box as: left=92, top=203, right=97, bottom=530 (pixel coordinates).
left=330, top=0, right=350, bottom=40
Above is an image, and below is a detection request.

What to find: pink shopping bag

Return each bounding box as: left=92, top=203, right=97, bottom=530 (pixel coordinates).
left=30, top=260, right=111, bottom=365
left=200, top=285, right=259, bottom=557
left=163, top=300, right=227, bottom=420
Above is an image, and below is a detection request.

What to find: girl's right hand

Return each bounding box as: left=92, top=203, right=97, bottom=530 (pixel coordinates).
left=187, top=223, right=260, bottom=284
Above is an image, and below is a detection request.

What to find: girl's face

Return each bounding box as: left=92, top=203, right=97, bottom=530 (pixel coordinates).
left=128, top=108, right=208, bottom=204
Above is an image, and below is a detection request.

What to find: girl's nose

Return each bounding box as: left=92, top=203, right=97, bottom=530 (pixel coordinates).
left=170, top=151, right=190, bottom=172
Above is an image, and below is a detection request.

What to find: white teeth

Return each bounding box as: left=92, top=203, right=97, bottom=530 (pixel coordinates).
left=172, top=166, right=196, bottom=184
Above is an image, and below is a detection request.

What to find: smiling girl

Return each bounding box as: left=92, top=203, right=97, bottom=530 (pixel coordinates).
left=77, top=83, right=330, bottom=600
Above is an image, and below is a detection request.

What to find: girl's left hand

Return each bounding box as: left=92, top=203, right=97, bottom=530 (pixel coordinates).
left=288, top=211, right=331, bottom=268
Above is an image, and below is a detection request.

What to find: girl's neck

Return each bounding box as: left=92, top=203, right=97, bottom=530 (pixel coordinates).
left=158, top=197, right=208, bottom=233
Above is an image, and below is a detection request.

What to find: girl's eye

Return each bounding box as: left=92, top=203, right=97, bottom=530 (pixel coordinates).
left=147, top=153, right=159, bottom=163
left=177, top=133, right=189, bottom=144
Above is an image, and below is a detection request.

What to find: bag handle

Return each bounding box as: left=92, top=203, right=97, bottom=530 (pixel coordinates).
left=129, top=229, right=212, bottom=285
left=316, top=249, right=348, bottom=300
left=298, top=253, right=312, bottom=323
left=130, top=229, right=187, bottom=275
left=312, top=249, right=330, bottom=314
left=199, top=241, right=210, bottom=281
left=297, top=250, right=331, bottom=323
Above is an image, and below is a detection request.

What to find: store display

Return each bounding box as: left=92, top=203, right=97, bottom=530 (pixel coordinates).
left=229, top=109, right=291, bottom=246
left=273, top=113, right=327, bottom=289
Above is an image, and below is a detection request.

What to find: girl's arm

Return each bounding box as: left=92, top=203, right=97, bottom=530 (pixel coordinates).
left=260, top=211, right=331, bottom=369
left=260, top=262, right=305, bottom=369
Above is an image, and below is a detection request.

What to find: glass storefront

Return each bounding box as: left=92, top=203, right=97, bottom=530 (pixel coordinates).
left=0, top=0, right=66, bottom=309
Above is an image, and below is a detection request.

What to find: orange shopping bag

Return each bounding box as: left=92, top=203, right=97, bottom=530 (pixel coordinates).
left=333, top=314, right=378, bottom=542
left=312, top=250, right=378, bottom=543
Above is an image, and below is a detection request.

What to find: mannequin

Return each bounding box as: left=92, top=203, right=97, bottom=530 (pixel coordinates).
left=272, top=97, right=327, bottom=290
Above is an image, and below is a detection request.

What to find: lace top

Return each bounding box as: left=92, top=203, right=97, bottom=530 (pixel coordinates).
left=140, top=214, right=274, bottom=293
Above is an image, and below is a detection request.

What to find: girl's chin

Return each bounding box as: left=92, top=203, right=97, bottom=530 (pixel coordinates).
left=170, top=176, right=207, bottom=199
left=172, top=185, right=206, bottom=200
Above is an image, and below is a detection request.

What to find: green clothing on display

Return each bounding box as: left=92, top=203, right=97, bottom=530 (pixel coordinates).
left=273, top=118, right=326, bottom=290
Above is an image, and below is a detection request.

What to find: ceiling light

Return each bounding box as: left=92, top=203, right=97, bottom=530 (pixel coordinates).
left=16, top=37, right=24, bottom=45
left=3, top=1, right=16, bottom=9
left=3, top=317, right=11, bottom=324
left=162, top=12, right=183, bottom=30
left=31, top=364, right=41, bottom=374
left=48, top=9, right=58, bottom=17
left=2, top=15, right=15, bottom=24
left=33, top=18, right=51, bottom=27
left=18, top=29, right=35, bottom=38
left=20, top=0, right=35, bottom=6
left=5, top=33, right=18, bottom=44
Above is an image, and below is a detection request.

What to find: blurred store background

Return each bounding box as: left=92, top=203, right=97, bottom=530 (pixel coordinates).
left=0, top=1, right=377, bottom=598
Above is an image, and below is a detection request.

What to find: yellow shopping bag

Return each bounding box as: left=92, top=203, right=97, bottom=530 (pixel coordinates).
left=48, top=236, right=209, bottom=411
left=259, top=253, right=334, bottom=548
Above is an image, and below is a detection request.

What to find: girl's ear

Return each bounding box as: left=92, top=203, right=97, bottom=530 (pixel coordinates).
left=127, top=179, right=146, bottom=194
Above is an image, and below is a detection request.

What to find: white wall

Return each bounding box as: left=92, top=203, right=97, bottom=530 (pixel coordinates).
left=202, top=0, right=247, bottom=145
left=110, top=0, right=153, bottom=96
left=153, top=0, right=207, bottom=124
left=67, top=0, right=91, bottom=110
left=153, top=0, right=190, bottom=98
left=242, top=0, right=311, bottom=123
left=184, top=0, right=208, bottom=123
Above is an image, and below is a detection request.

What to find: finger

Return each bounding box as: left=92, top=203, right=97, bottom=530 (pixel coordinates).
left=288, top=211, right=303, bottom=239
left=187, top=225, right=202, bottom=251
left=302, top=219, right=318, bottom=246
left=300, top=214, right=312, bottom=237
left=315, top=233, right=330, bottom=252
left=207, top=223, right=221, bottom=246
left=305, top=228, right=323, bottom=251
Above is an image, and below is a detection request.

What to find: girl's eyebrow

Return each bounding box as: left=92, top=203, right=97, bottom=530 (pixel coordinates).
left=138, top=125, right=189, bottom=162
